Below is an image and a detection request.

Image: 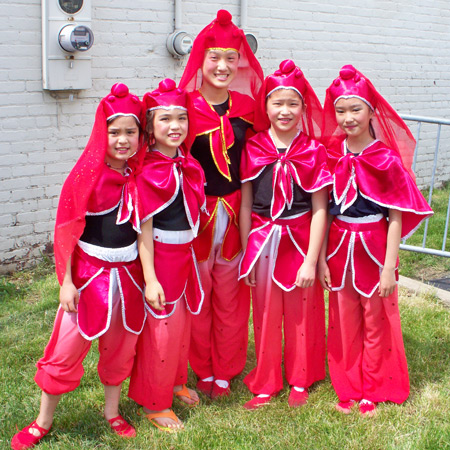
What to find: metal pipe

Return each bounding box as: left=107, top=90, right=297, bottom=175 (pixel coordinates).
left=175, top=0, right=182, bottom=29
left=401, top=114, right=450, bottom=126
left=241, top=0, right=248, bottom=29
left=400, top=244, right=450, bottom=258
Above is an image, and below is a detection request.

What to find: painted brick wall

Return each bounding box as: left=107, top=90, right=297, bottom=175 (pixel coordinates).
left=1, top=0, right=450, bottom=272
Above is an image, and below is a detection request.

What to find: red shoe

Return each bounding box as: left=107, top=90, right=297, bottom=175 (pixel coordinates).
left=288, top=388, right=309, bottom=408
left=107, top=415, right=136, bottom=438
left=11, top=420, right=51, bottom=450
left=335, top=400, right=356, bottom=414
left=359, top=400, right=377, bottom=416
left=196, top=379, right=213, bottom=398
left=211, top=380, right=230, bottom=400
left=243, top=395, right=273, bottom=410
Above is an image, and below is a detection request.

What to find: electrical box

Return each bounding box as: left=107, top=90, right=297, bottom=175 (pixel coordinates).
left=42, top=0, right=94, bottom=90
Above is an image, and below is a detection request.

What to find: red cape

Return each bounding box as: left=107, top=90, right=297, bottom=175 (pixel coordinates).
left=137, top=147, right=206, bottom=236
left=191, top=90, right=255, bottom=181
left=241, top=130, right=333, bottom=219
left=329, top=140, right=433, bottom=238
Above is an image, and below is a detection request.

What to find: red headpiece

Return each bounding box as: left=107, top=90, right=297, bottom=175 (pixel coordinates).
left=254, top=60, right=323, bottom=139
left=322, top=65, right=416, bottom=177
left=143, top=78, right=189, bottom=111
left=143, top=78, right=197, bottom=151
left=179, top=10, right=264, bottom=99
left=54, top=84, right=145, bottom=284
left=103, top=82, right=143, bottom=124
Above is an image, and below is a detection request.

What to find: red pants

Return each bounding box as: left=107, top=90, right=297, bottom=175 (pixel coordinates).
left=35, top=293, right=138, bottom=396
left=327, top=269, right=409, bottom=403
left=128, top=299, right=191, bottom=410
left=190, top=251, right=250, bottom=380
left=244, top=231, right=326, bottom=395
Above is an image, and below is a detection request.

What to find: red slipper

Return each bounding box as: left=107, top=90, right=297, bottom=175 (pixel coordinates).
left=211, top=381, right=230, bottom=400
left=196, top=379, right=213, bottom=398
left=359, top=401, right=377, bottom=416
left=335, top=400, right=356, bottom=414
left=243, top=395, right=272, bottom=410
left=11, top=420, right=51, bottom=450
left=107, top=415, right=136, bottom=438
left=288, top=388, right=309, bottom=408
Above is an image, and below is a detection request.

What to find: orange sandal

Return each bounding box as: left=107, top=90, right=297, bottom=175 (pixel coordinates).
left=11, top=420, right=51, bottom=450
left=174, top=384, right=199, bottom=407
left=142, top=409, right=183, bottom=433
left=107, top=415, right=136, bottom=438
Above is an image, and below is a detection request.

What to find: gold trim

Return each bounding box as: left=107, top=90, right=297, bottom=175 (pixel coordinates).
left=206, top=47, right=239, bottom=52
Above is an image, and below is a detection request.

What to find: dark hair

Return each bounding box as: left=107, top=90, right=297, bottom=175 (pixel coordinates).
left=145, top=110, right=156, bottom=145
left=107, top=115, right=141, bottom=134
left=369, top=119, right=376, bottom=139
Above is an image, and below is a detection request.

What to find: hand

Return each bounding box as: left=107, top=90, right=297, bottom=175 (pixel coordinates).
left=379, top=267, right=397, bottom=297
left=318, top=258, right=332, bottom=291
left=59, top=281, right=79, bottom=312
left=244, top=267, right=256, bottom=287
left=295, top=261, right=316, bottom=289
left=145, top=280, right=166, bottom=311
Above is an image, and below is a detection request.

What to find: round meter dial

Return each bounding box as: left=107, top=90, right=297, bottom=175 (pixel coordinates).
left=58, top=0, right=84, bottom=15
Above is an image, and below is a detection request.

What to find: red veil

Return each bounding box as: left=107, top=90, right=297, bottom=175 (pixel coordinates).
left=54, top=84, right=145, bottom=284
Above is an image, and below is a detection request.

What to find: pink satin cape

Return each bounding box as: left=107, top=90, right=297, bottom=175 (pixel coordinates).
left=329, top=140, right=433, bottom=239
left=71, top=246, right=146, bottom=340
left=190, top=90, right=255, bottom=181
left=137, top=147, right=206, bottom=235
left=241, top=130, right=333, bottom=220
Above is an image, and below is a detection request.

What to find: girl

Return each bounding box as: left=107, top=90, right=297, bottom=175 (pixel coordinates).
left=128, top=79, right=206, bottom=432
left=239, top=60, right=332, bottom=410
left=178, top=10, right=264, bottom=399
left=11, top=84, right=147, bottom=450
left=319, top=65, right=433, bottom=416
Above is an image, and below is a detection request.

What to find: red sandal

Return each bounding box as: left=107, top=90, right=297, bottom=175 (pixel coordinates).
left=11, top=420, right=51, bottom=450
left=107, top=415, right=136, bottom=438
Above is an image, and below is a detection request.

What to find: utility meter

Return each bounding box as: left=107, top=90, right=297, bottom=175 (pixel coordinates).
left=42, top=0, right=94, bottom=90
left=166, top=31, right=194, bottom=57
left=58, top=24, right=94, bottom=52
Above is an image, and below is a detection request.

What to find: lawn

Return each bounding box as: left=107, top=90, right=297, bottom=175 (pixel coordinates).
left=1, top=261, right=449, bottom=450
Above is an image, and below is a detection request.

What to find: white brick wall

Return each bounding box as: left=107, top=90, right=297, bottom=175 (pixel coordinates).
left=1, top=0, right=450, bottom=272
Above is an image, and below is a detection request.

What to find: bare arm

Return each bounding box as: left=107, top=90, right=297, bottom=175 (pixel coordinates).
left=138, top=217, right=166, bottom=310
left=59, top=256, right=79, bottom=312
left=239, top=181, right=256, bottom=287
left=295, top=187, right=328, bottom=288
left=318, top=212, right=333, bottom=291
left=379, top=209, right=402, bottom=297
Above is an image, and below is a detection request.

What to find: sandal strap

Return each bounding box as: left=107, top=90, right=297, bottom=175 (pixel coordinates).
left=174, top=384, right=191, bottom=399
left=24, top=420, right=50, bottom=437
left=144, top=409, right=179, bottom=422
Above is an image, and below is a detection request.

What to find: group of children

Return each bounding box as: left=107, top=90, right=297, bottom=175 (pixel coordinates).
left=11, top=9, right=433, bottom=449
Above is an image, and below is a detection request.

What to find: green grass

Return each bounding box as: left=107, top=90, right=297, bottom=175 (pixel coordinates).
left=400, top=182, right=450, bottom=280
left=1, top=264, right=449, bottom=449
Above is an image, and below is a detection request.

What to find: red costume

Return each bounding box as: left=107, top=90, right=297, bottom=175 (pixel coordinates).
left=178, top=10, right=264, bottom=389
left=240, top=60, right=332, bottom=397
left=322, top=65, right=433, bottom=405
left=36, top=83, right=147, bottom=395
left=128, top=79, right=207, bottom=411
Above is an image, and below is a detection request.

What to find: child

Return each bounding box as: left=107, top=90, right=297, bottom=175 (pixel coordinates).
left=178, top=10, right=264, bottom=399
left=239, top=60, right=332, bottom=410
left=319, top=65, right=433, bottom=416
left=11, top=83, right=147, bottom=450
left=127, top=79, right=206, bottom=432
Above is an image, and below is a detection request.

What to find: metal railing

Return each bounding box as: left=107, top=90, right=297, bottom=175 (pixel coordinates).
left=399, top=114, right=450, bottom=257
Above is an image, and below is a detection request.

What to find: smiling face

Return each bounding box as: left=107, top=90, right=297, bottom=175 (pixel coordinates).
left=201, top=49, right=239, bottom=91
left=151, top=108, right=188, bottom=156
left=105, top=115, right=140, bottom=167
left=334, top=97, right=374, bottom=141
left=266, top=88, right=304, bottom=141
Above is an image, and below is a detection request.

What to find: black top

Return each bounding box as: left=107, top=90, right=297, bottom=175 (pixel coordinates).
left=152, top=188, right=190, bottom=231
left=80, top=206, right=136, bottom=248
left=329, top=193, right=388, bottom=217
left=190, top=99, right=251, bottom=197
left=251, top=148, right=312, bottom=219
